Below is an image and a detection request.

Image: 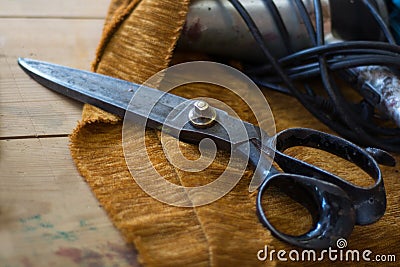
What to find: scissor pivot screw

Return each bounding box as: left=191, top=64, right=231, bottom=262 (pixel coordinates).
left=189, top=100, right=217, bottom=128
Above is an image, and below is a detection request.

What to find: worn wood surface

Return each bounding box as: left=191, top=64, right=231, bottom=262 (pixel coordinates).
left=0, top=1, right=139, bottom=266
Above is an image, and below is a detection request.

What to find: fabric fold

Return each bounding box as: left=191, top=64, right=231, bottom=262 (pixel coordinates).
left=69, top=0, right=400, bottom=266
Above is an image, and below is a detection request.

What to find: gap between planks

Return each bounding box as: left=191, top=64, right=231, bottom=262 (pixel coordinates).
left=0, top=16, right=107, bottom=20
left=0, top=134, right=70, bottom=141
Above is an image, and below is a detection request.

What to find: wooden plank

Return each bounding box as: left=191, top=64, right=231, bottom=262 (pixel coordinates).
left=0, top=138, right=138, bottom=267
left=0, top=18, right=105, bottom=137
left=0, top=1, right=139, bottom=266
left=0, top=0, right=110, bottom=18
left=0, top=18, right=105, bottom=72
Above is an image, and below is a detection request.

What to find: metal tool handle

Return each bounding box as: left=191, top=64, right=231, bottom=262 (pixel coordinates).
left=234, top=127, right=388, bottom=249
left=343, top=66, right=400, bottom=127
left=272, top=128, right=387, bottom=226
left=233, top=137, right=356, bottom=249
left=256, top=172, right=355, bottom=249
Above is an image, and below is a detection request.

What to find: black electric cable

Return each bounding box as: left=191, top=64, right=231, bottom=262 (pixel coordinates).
left=312, top=0, right=372, bottom=146
left=298, top=0, right=400, bottom=145
left=228, top=0, right=400, bottom=152
left=293, top=0, right=317, bottom=46
left=263, top=0, right=294, bottom=54
left=227, top=0, right=359, bottom=144
left=362, top=0, right=397, bottom=44
left=245, top=41, right=400, bottom=75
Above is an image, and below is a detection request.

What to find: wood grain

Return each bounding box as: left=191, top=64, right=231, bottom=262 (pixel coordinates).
left=0, top=0, right=109, bottom=18
left=0, top=138, right=137, bottom=266
left=0, top=0, right=140, bottom=266
left=0, top=18, right=104, bottom=137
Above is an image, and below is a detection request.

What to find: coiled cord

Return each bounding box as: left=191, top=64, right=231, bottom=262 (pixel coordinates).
left=228, top=0, right=400, bottom=152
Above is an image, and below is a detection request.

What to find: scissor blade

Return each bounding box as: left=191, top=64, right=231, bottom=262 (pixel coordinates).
left=17, top=57, right=187, bottom=125
left=19, top=58, right=273, bottom=191
left=18, top=58, right=261, bottom=146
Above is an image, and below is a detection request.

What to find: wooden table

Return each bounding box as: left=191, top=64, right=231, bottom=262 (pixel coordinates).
left=0, top=1, right=139, bottom=266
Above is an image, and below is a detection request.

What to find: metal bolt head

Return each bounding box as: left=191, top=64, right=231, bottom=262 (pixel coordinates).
left=189, top=100, right=217, bottom=128
left=194, top=100, right=209, bottom=112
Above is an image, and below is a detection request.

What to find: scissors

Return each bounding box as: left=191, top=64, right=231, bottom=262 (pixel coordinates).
left=18, top=58, right=395, bottom=249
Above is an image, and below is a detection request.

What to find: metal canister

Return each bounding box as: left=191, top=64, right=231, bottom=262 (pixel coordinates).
left=177, top=0, right=389, bottom=62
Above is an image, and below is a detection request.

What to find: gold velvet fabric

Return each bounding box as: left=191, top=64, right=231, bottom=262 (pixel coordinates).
left=70, top=0, right=400, bottom=266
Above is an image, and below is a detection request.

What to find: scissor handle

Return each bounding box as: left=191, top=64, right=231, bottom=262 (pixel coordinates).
left=233, top=127, right=389, bottom=249
left=256, top=172, right=355, bottom=249
left=271, top=128, right=386, bottom=226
